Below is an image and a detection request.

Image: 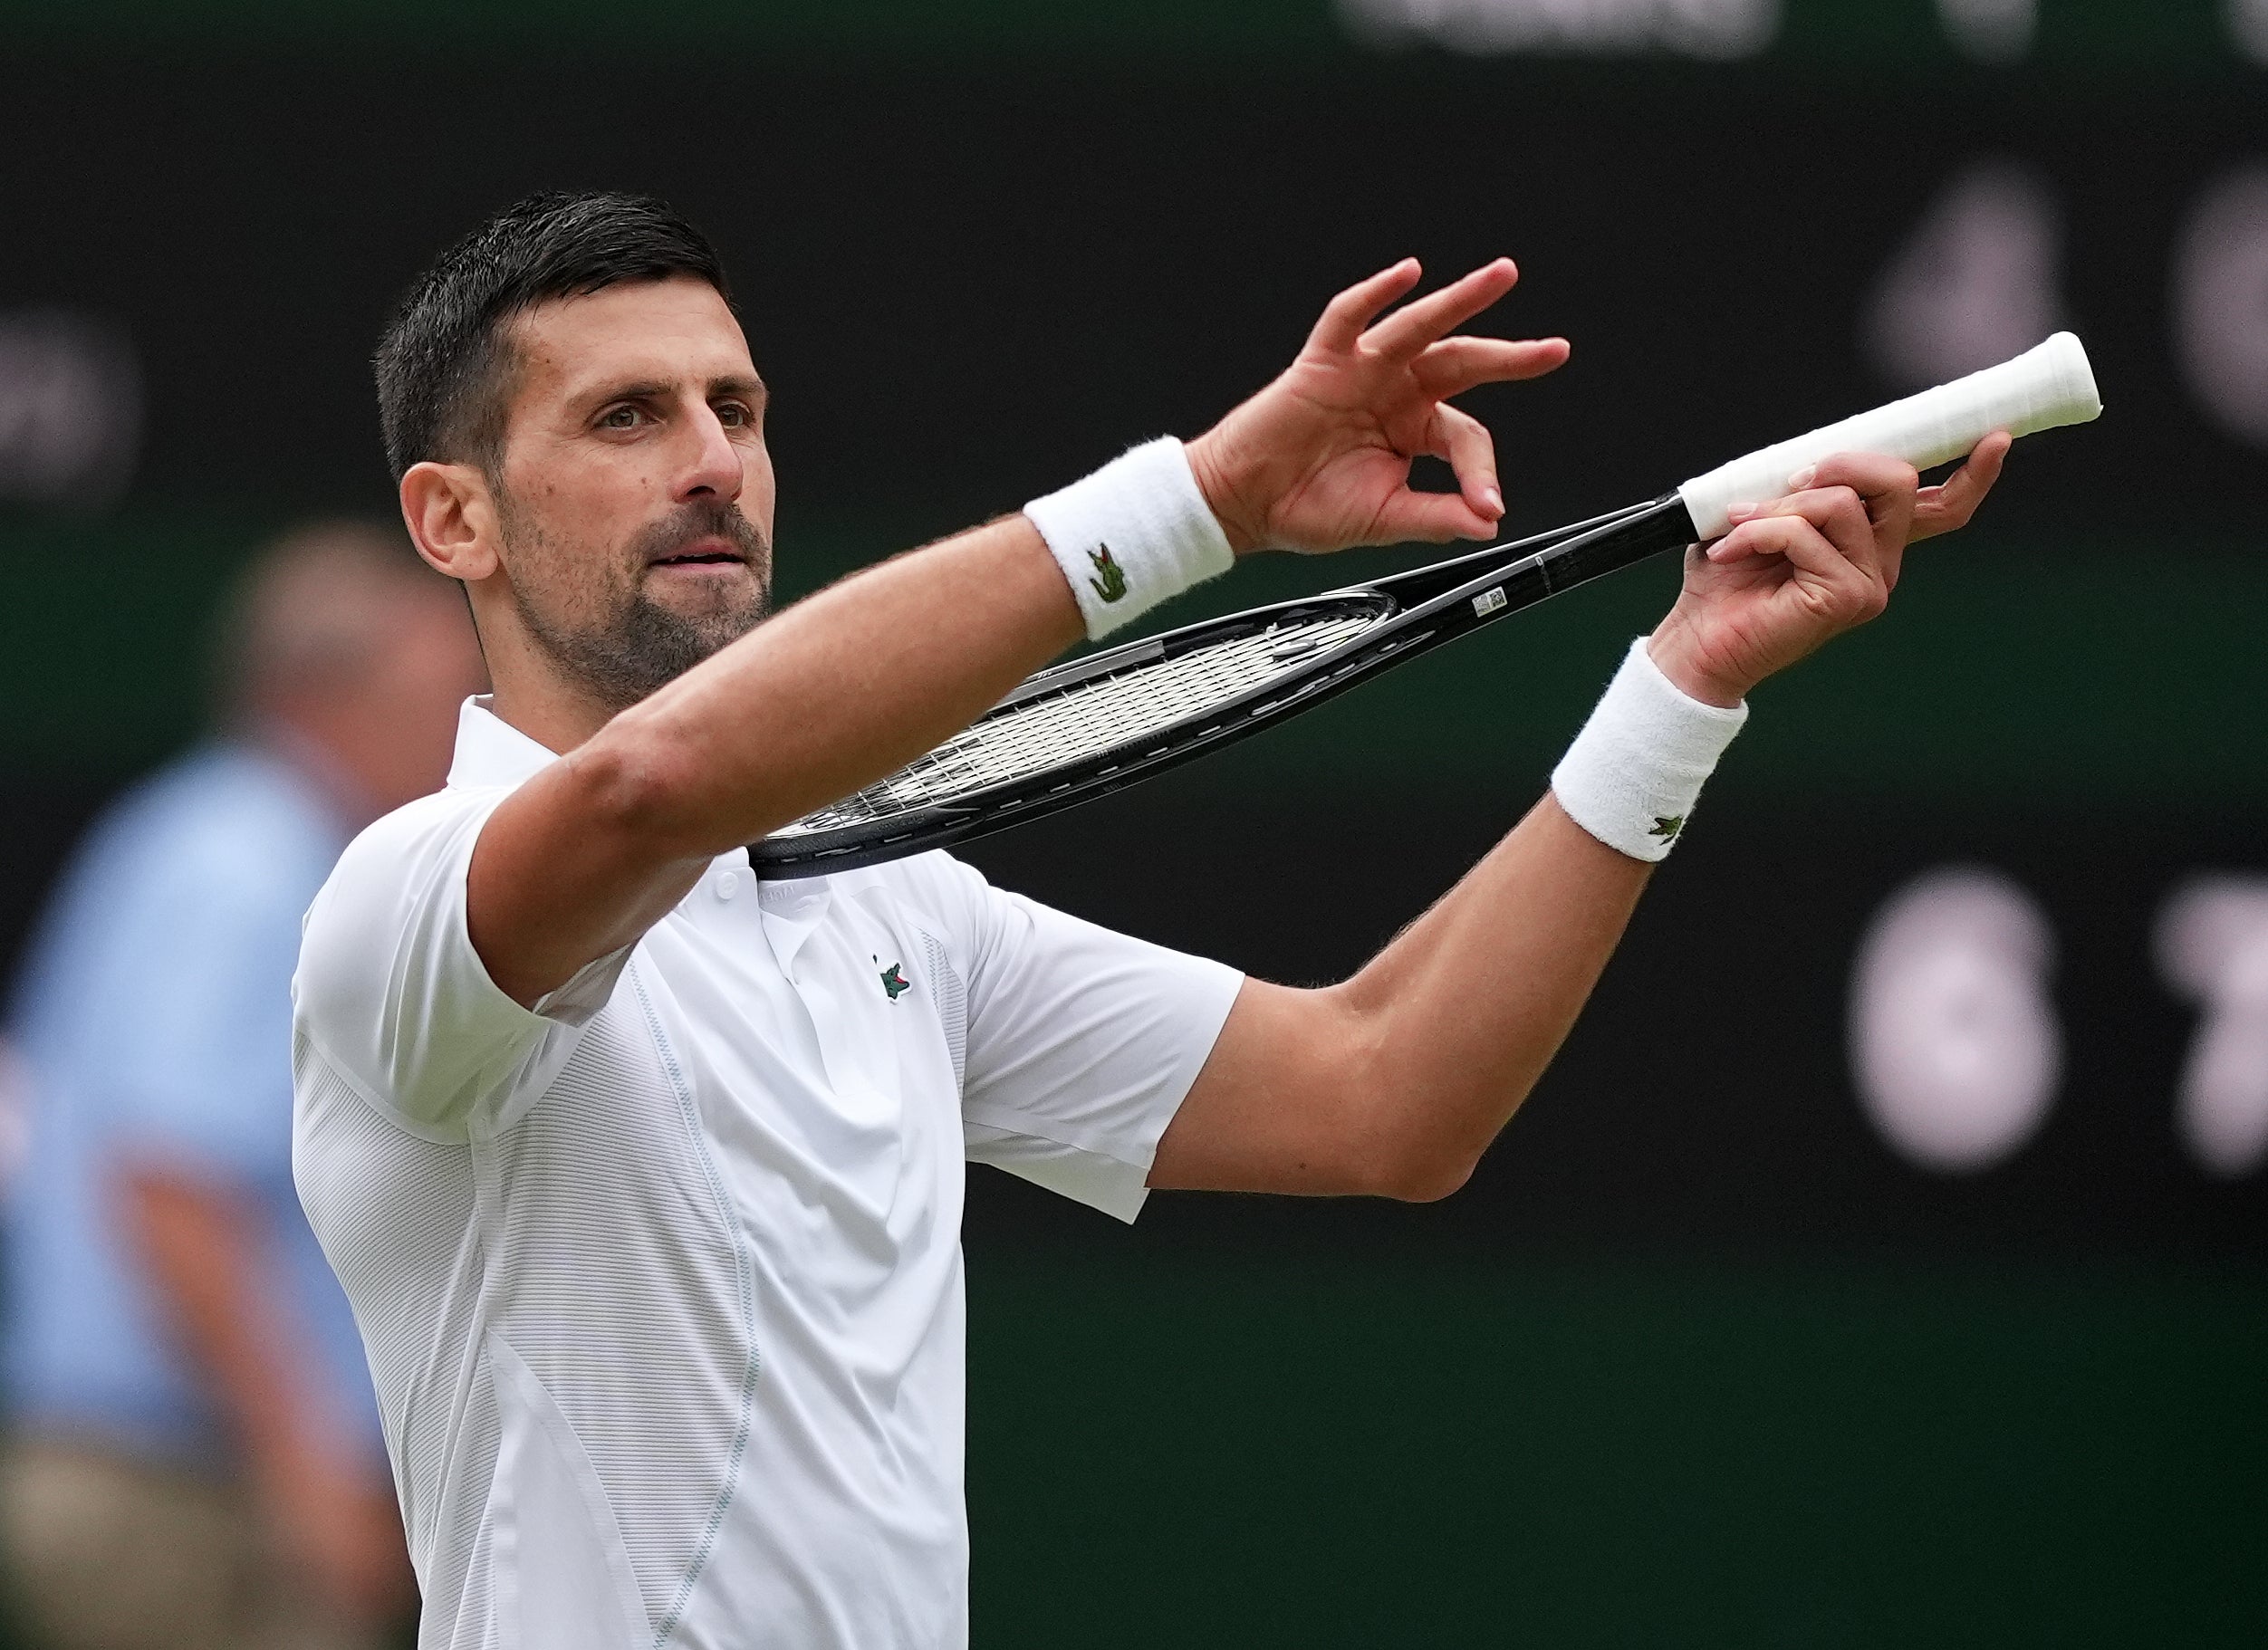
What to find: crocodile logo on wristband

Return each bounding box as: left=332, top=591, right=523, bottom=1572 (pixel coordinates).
left=1648, top=814, right=1686, bottom=843
left=1086, top=544, right=1129, bottom=604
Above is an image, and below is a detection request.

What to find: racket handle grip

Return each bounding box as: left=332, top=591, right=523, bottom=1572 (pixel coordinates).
left=1677, top=331, right=2102, bottom=541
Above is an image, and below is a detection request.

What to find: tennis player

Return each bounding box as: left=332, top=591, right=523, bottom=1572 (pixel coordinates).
left=293, top=192, right=2005, bottom=1649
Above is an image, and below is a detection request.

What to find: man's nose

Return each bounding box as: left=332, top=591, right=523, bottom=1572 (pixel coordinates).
left=676, top=404, right=745, bottom=503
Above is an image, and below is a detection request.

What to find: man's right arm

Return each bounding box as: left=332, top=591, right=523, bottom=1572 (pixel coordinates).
left=471, top=517, right=1084, bottom=1004
left=472, top=259, right=1565, bottom=1006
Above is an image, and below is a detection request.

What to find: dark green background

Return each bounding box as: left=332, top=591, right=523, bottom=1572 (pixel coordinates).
left=965, top=1257, right=2268, bottom=1645
left=3, top=13, right=2263, bottom=1645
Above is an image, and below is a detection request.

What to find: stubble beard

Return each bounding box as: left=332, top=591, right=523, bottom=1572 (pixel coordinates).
left=503, top=494, right=774, bottom=716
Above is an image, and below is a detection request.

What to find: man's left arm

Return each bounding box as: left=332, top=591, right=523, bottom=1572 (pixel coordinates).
left=1148, top=441, right=2010, bottom=1200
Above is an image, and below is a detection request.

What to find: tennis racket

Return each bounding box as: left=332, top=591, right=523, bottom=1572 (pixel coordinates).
left=753, top=332, right=2101, bottom=879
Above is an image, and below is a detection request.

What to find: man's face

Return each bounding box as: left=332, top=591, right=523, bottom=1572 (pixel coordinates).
left=489, top=276, right=776, bottom=713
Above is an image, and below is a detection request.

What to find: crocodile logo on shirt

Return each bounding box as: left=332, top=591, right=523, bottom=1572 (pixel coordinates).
left=879, top=962, right=911, bottom=1002
left=1087, top=543, right=1129, bottom=604
left=1648, top=814, right=1686, bottom=843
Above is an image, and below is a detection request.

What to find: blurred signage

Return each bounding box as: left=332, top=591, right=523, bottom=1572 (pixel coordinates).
left=1937, top=0, right=2033, bottom=61
left=1629, top=835, right=2268, bottom=1256
left=967, top=795, right=2268, bottom=1262
left=1339, top=0, right=1780, bottom=58
left=1850, top=868, right=2061, bottom=1174
left=11, top=69, right=2261, bottom=528
left=2172, top=166, right=2268, bottom=447
left=2239, top=0, right=2268, bottom=62
left=1, top=0, right=2265, bottom=68
left=1861, top=158, right=2268, bottom=454
left=0, top=311, right=139, bottom=507
left=2156, top=876, right=2268, bottom=1175
left=1853, top=868, right=2268, bottom=1181
left=1861, top=159, right=2065, bottom=390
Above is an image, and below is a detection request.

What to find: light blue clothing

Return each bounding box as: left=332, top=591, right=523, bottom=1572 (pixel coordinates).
left=5, top=743, right=384, bottom=1470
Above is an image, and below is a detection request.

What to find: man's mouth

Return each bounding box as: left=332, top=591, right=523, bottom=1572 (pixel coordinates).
left=648, top=535, right=748, bottom=570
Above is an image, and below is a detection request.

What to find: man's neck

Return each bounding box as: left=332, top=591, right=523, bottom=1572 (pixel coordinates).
left=476, top=624, right=620, bottom=756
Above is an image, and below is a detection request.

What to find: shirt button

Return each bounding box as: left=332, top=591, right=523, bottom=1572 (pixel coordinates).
left=716, top=871, right=740, bottom=901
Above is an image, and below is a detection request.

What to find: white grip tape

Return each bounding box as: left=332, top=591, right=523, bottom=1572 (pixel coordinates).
left=1677, top=331, right=2102, bottom=541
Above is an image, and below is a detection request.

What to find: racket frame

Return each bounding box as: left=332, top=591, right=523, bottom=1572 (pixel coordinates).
left=750, top=493, right=1694, bottom=878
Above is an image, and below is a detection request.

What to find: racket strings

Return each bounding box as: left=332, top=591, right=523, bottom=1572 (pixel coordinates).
left=775, top=606, right=1387, bottom=837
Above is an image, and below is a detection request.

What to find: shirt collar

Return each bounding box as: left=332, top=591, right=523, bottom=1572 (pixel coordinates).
left=446, top=696, right=562, bottom=790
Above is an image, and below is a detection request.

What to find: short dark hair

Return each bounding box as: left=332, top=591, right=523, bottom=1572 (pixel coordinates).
left=373, top=191, right=733, bottom=481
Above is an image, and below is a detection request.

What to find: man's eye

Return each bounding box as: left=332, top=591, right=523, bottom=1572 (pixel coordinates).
left=716, top=402, right=750, bottom=428
left=600, top=405, right=644, bottom=430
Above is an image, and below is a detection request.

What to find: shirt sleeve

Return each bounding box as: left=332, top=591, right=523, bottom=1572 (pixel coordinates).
left=102, top=851, right=309, bottom=1180
left=292, top=787, right=631, bottom=1140
left=947, top=861, right=1243, bottom=1223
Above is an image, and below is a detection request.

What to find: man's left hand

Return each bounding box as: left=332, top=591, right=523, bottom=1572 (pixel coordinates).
left=1185, top=258, right=1569, bottom=556
left=1647, top=435, right=2012, bottom=708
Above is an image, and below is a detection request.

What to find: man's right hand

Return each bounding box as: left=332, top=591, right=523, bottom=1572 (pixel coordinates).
left=1184, top=259, right=1568, bottom=557
left=1646, top=438, right=2009, bottom=708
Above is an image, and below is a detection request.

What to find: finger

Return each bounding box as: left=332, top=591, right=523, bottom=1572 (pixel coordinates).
left=1308, top=259, right=1424, bottom=355
left=1715, top=485, right=1878, bottom=579
left=1802, top=451, right=1920, bottom=538
left=1801, top=450, right=1918, bottom=589
left=1912, top=429, right=2011, bottom=541
left=1360, top=258, right=1520, bottom=360
left=1371, top=486, right=1503, bottom=546
left=1711, top=515, right=1889, bottom=628
left=1411, top=335, right=1571, bottom=398
left=1423, top=401, right=1504, bottom=523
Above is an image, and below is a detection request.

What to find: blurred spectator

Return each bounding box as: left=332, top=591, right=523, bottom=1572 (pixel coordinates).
left=0, top=522, right=485, bottom=1650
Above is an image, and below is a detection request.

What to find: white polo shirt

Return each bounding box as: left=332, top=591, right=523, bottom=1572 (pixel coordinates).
left=291, top=700, right=1241, bottom=1650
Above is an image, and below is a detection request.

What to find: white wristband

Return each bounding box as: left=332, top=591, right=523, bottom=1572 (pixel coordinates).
left=1551, top=638, right=1748, bottom=862
left=1023, top=436, right=1235, bottom=640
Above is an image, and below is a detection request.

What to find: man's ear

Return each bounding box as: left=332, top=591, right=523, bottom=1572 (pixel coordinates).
left=400, top=461, right=502, bottom=581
